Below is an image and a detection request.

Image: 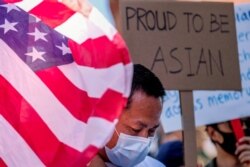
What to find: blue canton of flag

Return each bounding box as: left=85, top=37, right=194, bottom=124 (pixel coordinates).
left=0, top=2, right=73, bottom=72
left=0, top=1, right=132, bottom=166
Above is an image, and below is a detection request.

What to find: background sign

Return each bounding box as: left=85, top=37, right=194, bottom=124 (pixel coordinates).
left=161, top=3, right=250, bottom=132
left=121, top=0, right=241, bottom=90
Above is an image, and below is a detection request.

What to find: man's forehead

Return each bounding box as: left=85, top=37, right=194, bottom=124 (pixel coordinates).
left=241, top=117, right=250, bottom=128
left=220, top=117, right=250, bottom=128
left=129, top=118, right=160, bottom=128
left=241, top=117, right=250, bottom=122
left=121, top=111, right=159, bottom=125
left=137, top=119, right=160, bottom=126
left=219, top=121, right=231, bottom=128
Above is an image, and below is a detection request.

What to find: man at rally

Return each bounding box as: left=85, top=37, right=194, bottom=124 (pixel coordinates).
left=89, top=64, right=166, bottom=167
left=205, top=117, right=250, bottom=167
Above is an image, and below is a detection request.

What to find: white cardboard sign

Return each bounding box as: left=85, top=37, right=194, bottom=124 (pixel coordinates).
left=121, top=0, right=241, bottom=90
left=161, top=3, right=250, bottom=133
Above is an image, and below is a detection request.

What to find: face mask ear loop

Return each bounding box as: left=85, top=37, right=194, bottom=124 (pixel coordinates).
left=150, top=135, right=157, bottom=142
left=115, top=128, right=120, bottom=137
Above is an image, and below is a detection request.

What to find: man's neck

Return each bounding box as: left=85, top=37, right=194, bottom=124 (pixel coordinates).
left=99, top=148, right=110, bottom=162
left=216, top=146, right=241, bottom=167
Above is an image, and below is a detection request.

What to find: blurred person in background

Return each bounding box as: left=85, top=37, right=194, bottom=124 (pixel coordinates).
left=156, top=129, right=207, bottom=167
left=156, top=140, right=184, bottom=167
left=205, top=117, right=250, bottom=167
left=156, top=130, right=184, bottom=167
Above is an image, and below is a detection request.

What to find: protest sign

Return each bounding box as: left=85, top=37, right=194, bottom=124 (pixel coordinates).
left=121, top=0, right=241, bottom=90
left=121, top=1, right=240, bottom=166
left=161, top=3, right=250, bottom=133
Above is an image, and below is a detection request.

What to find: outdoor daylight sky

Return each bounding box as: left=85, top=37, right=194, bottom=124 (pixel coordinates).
left=89, top=0, right=115, bottom=25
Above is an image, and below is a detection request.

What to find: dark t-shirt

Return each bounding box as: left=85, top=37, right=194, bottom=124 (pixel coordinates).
left=205, top=158, right=217, bottom=167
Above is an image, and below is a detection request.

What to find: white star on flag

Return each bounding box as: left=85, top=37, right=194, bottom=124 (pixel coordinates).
left=26, top=47, right=46, bottom=62
left=28, top=28, right=48, bottom=42
left=56, top=43, right=71, bottom=55
left=0, top=19, right=18, bottom=34
left=0, top=4, right=20, bottom=13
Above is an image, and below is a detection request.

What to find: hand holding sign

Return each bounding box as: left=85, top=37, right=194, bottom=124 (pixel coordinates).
left=236, top=137, right=250, bottom=166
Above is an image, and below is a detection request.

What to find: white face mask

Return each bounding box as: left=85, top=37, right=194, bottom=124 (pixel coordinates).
left=105, top=132, right=153, bottom=167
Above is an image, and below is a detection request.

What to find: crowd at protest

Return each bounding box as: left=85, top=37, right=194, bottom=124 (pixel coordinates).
left=87, top=1, right=250, bottom=167
left=0, top=0, right=250, bottom=167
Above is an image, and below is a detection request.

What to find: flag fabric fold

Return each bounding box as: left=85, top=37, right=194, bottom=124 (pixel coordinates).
left=0, top=0, right=132, bottom=166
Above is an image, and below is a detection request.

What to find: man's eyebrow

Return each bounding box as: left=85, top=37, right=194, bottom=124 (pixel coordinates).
left=153, top=124, right=160, bottom=129
left=137, top=121, right=160, bottom=129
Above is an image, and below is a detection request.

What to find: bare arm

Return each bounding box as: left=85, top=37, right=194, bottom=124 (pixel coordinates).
left=88, top=154, right=106, bottom=167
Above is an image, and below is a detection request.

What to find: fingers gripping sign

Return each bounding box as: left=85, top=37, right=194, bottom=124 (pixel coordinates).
left=236, top=137, right=250, bottom=166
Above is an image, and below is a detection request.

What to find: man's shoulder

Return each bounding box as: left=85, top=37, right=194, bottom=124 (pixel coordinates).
left=136, top=156, right=166, bottom=167
left=88, top=154, right=106, bottom=167
left=103, top=155, right=166, bottom=167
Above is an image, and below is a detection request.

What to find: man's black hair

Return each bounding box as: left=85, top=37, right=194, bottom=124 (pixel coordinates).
left=126, top=64, right=165, bottom=108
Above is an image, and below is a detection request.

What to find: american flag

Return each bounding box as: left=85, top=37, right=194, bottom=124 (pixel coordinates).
left=0, top=0, right=132, bottom=166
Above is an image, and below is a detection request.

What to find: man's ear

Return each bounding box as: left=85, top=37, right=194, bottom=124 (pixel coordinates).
left=206, top=126, right=223, bottom=144
left=206, top=126, right=215, bottom=138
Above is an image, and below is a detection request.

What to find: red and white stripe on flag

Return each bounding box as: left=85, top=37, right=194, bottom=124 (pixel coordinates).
left=0, top=0, right=132, bottom=166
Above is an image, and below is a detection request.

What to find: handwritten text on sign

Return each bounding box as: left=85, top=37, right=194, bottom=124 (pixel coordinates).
left=121, top=1, right=240, bottom=90
left=160, top=3, right=250, bottom=133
